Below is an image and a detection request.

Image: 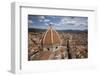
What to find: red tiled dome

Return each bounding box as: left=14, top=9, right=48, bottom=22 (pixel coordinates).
left=41, top=25, right=61, bottom=46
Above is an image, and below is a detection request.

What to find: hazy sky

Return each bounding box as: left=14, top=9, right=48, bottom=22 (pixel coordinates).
left=28, top=15, right=88, bottom=30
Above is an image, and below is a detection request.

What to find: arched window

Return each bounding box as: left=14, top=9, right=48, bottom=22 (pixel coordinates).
left=47, top=48, right=50, bottom=51
left=56, top=47, right=58, bottom=49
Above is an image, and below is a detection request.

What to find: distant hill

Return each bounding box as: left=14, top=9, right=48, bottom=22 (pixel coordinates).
left=29, top=28, right=46, bottom=32
left=28, top=28, right=88, bottom=33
